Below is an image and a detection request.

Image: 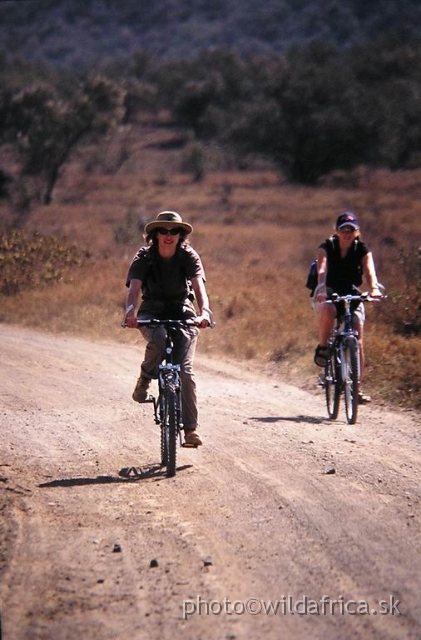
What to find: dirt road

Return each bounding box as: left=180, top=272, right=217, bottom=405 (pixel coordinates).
left=0, top=324, right=420, bottom=640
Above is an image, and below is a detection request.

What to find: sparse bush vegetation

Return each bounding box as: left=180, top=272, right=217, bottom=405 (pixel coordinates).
left=0, top=170, right=11, bottom=198
left=0, top=23, right=420, bottom=411
left=1, top=67, right=126, bottom=207
left=181, top=141, right=205, bottom=181
left=113, top=210, right=143, bottom=244
left=0, top=163, right=420, bottom=410
left=2, top=33, right=421, bottom=194
left=381, top=247, right=421, bottom=337
left=0, top=230, right=87, bottom=295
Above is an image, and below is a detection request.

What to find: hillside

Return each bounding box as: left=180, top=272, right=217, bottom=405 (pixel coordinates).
left=0, top=116, right=420, bottom=409
left=0, top=1, right=420, bottom=410
left=1, top=0, right=420, bottom=68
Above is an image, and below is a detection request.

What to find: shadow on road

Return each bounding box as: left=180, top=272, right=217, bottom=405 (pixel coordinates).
left=38, top=463, right=193, bottom=488
left=250, top=415, right=325, bottom=424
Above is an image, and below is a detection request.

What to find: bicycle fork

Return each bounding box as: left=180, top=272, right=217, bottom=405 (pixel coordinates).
left=154, top=365, right=184, bottom=442
left=339, top=337, right=361, bottom=385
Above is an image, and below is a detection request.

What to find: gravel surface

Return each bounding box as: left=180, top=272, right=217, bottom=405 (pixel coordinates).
left=0, top=324, right=420, bottom=640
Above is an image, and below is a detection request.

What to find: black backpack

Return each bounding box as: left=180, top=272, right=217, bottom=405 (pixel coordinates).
left=305, top=260, right=318, bottom=296
left=305, top=237, right=336, bottom=296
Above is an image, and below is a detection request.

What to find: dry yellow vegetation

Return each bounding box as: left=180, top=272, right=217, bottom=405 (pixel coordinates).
left=1, top=122, right=420, bottom=409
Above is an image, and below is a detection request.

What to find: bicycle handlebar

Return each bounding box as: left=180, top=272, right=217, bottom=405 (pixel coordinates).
left=326, top=292, right=387, bottom=304
left=136, top=318, right=197, bottom=327
left=326, top=293, right=387, bottom=304
left=121, top=317, right=215, bottom=329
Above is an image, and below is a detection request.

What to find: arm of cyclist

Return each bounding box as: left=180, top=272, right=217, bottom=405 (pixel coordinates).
left=362, top=253, right=383, bottom=297
left=191, top=276, right=213, bottom=328
left=124, top=278, right=142, bottom=328
left=314, top=247, right=328, bottom=302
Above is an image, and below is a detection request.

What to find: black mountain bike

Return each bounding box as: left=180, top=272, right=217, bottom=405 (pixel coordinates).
left=136, top=318, right=200, bottom=478
left=324, top=291, right=384, bottom=425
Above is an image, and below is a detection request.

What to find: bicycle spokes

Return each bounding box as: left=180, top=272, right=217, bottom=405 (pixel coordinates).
left=134, top=318, right=201, bottom=477
left=342, top=338, right=359, bottom=424
left=325, top=347, right=340, bottom=420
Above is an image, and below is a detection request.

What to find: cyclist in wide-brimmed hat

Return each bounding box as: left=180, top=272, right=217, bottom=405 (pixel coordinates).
left=123, top=211, right=212, bottom=447
left=143, top=210, right=193, bottom=235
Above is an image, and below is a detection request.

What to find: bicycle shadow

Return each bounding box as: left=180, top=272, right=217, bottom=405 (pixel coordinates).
left=38, top=463, right=193, bottom=488
left=250, top=415, right=325, bottom=425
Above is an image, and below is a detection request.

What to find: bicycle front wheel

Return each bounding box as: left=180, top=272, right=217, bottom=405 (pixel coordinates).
left=325, top=347, right=340, bottom=420
left=342, top=337, right=359, bottom=425
left=160, top=392, right=168, bottom=467
left=161, top=378, right=178, bottom=477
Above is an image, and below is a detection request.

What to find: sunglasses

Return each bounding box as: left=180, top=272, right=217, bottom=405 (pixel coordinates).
left=338, top=226, right=358, bottom=234
left=157, top=227, right=181, bottom=236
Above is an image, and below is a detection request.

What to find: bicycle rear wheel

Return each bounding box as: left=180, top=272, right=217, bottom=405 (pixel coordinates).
left=160, top=394, right=168, bottom=467
left=342, top=337, right=359, bottom=424
left=161, top=378, right=178, bottom=477
left=325, top=347, right=340, bottom=420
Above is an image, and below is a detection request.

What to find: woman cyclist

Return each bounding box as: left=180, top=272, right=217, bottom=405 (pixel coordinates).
left=313, top=212, right=383, bottom=403
left=124, top=211, right=212, bottom=446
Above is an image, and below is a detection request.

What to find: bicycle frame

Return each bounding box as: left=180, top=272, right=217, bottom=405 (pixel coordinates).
left=324, top=292, right=375, bottom=424
left=122, top=312, right=214, bottom=476
left=153, top=324, right=183, bottom=434
left=136, top=318, right=197, bottom=476
left=331, top=293, right=362, bottom=380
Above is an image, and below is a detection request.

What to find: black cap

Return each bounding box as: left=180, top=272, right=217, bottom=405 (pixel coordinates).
left=336, top=212, right=359, bottom=229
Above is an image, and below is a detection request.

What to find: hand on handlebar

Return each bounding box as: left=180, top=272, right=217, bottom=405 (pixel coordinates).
left=123, top=308, right=138, bottom=328
left=314, top=283, right=327, bottom=303
left=194, top=314, right=212, bottom=328
left=125, top=316, right=138, bottom=328
left=369, top=286, right=384, bottom=298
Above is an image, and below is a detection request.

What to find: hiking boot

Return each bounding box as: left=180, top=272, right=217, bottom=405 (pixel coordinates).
left=184, top=430, right=203, bottom=447
left=132, top=375, right=151, bottom=403
left=314, top=344, right=328, bottom=367
left=358, top=390, right=372, bottom=404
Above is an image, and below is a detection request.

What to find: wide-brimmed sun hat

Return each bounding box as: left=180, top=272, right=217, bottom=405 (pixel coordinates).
left=144, top=211, right=193, bottom=235
left=336, top=211, right=359, bottom=230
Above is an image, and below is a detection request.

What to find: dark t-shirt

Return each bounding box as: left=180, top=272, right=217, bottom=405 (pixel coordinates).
left=126, top=243, right=206, bottom=319
left=320, top=235, right=369, bottom=295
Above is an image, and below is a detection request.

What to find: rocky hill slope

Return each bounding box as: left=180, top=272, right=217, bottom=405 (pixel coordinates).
left=1, top=0, right=420, bottom=68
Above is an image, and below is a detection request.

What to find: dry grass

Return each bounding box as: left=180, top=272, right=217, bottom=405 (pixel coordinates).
left=1, top=122, right=420, bottom=410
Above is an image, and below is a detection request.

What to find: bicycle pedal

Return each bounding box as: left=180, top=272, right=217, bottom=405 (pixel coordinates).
left=181, top=442, right=198, bottom=449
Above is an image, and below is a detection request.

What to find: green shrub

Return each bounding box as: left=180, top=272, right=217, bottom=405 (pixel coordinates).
left=0, top=230, right=85, bottom=295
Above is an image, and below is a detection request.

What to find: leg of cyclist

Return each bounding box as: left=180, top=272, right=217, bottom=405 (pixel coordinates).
left=319, top=303, right=336, bottom=346
left=314, top=303, right=336, bottom=366
left=132, top=324, right=166, bottom=402
left=173, top=325, right=202, bottom=446
left=352, top=303, right=371, bottom=403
